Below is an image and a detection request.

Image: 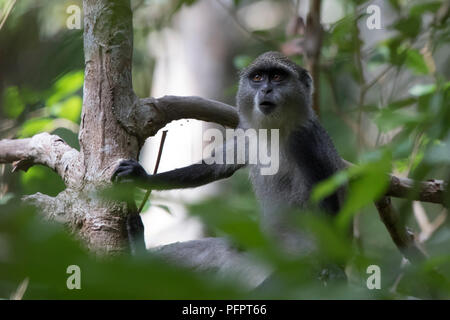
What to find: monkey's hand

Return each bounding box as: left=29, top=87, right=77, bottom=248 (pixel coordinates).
left=112, top=159, right=150, bottom=189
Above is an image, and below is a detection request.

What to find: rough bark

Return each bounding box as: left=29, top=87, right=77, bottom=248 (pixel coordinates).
left=386, top=176, right=445, bottom=204
left=115, top=95, right=239, bottom=143
left=375, top=197, right=428, bottom=263
left=74, top=0, right=137, bottom=253
left=341, top=159, right=447, bottom=205
left=0, top=0, right=139, bottom=253
left=0, top=133, right=81, bottom=185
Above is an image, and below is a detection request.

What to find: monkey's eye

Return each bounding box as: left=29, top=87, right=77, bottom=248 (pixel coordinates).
left=252, top=73, right=264, bottom=82
left=272, top=74, right=284, bottom=82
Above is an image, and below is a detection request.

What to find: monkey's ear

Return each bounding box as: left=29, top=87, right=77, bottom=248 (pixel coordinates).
left=299, top=68, right=314, bottom=95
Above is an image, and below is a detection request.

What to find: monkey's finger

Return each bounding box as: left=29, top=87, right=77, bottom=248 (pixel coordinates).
left=118, top=163, right=140, bottom=172
left=111, top=166, right=126, bottom=182
left=114, top=159, right=137, bottom=171
left=120, top=159, right=138, bottom=166
left=112, top=168, right=133, bottom=182
left=114, top=162, right=136, bottom=172
left=116, top=164, right=134, bottom=171
left=111, top=159, right=137, bottom=182
left=113, top=171, right=127, bottom=183
left=114, top=170, right=136, bottom=182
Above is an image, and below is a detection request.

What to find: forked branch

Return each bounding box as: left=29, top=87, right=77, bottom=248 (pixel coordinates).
left=0, top=132, right=82, bottom=187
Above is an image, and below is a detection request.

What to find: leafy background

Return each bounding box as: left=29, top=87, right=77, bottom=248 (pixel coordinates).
left=0, top=0, right=449, bottom=299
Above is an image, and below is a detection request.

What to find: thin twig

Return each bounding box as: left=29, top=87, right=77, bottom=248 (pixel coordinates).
left=0, top=0, right=16, bottom=31
left=10, top=278, right=29, bottom=300
left=137, top=130, right=168, bottom=213
left=216, top=0, right=271, bottom=44
left=305, top=0, right=323, bottom=116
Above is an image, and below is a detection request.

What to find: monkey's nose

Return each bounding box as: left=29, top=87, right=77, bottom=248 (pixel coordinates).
left=261, top=87, right=273, bottom=94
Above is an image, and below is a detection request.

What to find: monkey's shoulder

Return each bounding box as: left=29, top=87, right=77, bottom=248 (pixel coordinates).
left=288, top=119, right=342, bottom=180
left=287, top=119, right=343, bottom=213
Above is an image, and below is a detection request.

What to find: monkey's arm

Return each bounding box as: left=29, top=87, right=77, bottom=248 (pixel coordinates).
left=112, top=159, right=245, bottom=190
left=112, top=136, right=248, bottom=190
left=147, top=161, right=245, bottom=190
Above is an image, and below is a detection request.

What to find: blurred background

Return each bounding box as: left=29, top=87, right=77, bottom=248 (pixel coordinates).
left=0, top=0, right=449, bottom=299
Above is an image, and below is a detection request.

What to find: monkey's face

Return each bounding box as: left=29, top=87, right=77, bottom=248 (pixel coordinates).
left=237, top=56, right=313, bottom=131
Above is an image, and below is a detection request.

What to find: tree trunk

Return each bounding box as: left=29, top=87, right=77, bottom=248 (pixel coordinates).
left=0, top=0, right=238, bottom=254
left=71, top=0, right=137, bottom=253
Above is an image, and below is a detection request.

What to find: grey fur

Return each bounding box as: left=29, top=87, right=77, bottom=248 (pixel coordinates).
left=152, top=238, right=271, bottom=289
left=237, top=52, right=343, bottom=253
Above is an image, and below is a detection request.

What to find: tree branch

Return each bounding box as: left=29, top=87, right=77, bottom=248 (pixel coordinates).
left=22, top=192, right=69, bottom=223
left=341, top=159, right=446, bottom=205
left=386, top=176, right=446, bottom=205
left=375, top=197, right=428, bottom=263
left=343, top=157, right=444, bottom=263
left=0, top=132, right=82, bottom=187
left=305, top=0, right=323, bottom=116
left=118, top=95, right=240, bottom=140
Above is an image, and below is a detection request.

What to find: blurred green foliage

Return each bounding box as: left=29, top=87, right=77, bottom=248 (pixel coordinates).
left=0, top=0, right=449, bottom=299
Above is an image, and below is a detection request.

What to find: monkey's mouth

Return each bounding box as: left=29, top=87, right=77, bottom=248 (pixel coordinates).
left=259, top=101, right=277, bottom=115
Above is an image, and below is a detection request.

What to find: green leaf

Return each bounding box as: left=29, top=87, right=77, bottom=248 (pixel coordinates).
left=361, top=104, right=379, bottom=113
left=19, top=118, right=54, bottom=138
left=374, top=108, right=425, bottom=132
left=251, top=30, right=271, bottom=37
left=153, top=204, right=172, bottom=215
left=387, top=97, right=417, bottom=110
left=182, top=0, right=198, bottom=5
left=379, top=36, right=404, bottom=66
left=0, top=203, right=243, bottom=299
left=52, top=127, right=80, bottom=150
left=405, top=49, right=429, bottom=74
left=330, top=16, right=360, bottom=53
left=189, top=197, right=266, bottom=250
left=409, top=83, right=436, bottom=96
left=410, top=2, right=442, bottom=16
left=2, top=86, right=25, bottom=119
left=173, top=0, right=199, bottom=12
left=336, top=150, right=392, bottom=230
left=46, top=70, right=84, bottom=106
left=368, top=45, right=390, bottom=67
left=49, top=95, right=82, bottom=123
left=387, top=0, right=401, bottom=12
left=311, top=170, right=350, bottom=204
left=392, top=16, right=421, bottom=38
left=300, top=215, right=353, bottom=263
left=233, top=55, right=252, bottom=69
left=20, top=165, right=65, bottom=196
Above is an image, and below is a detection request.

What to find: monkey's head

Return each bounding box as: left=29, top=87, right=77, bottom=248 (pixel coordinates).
left=237, top=51, right=313, bottom=130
